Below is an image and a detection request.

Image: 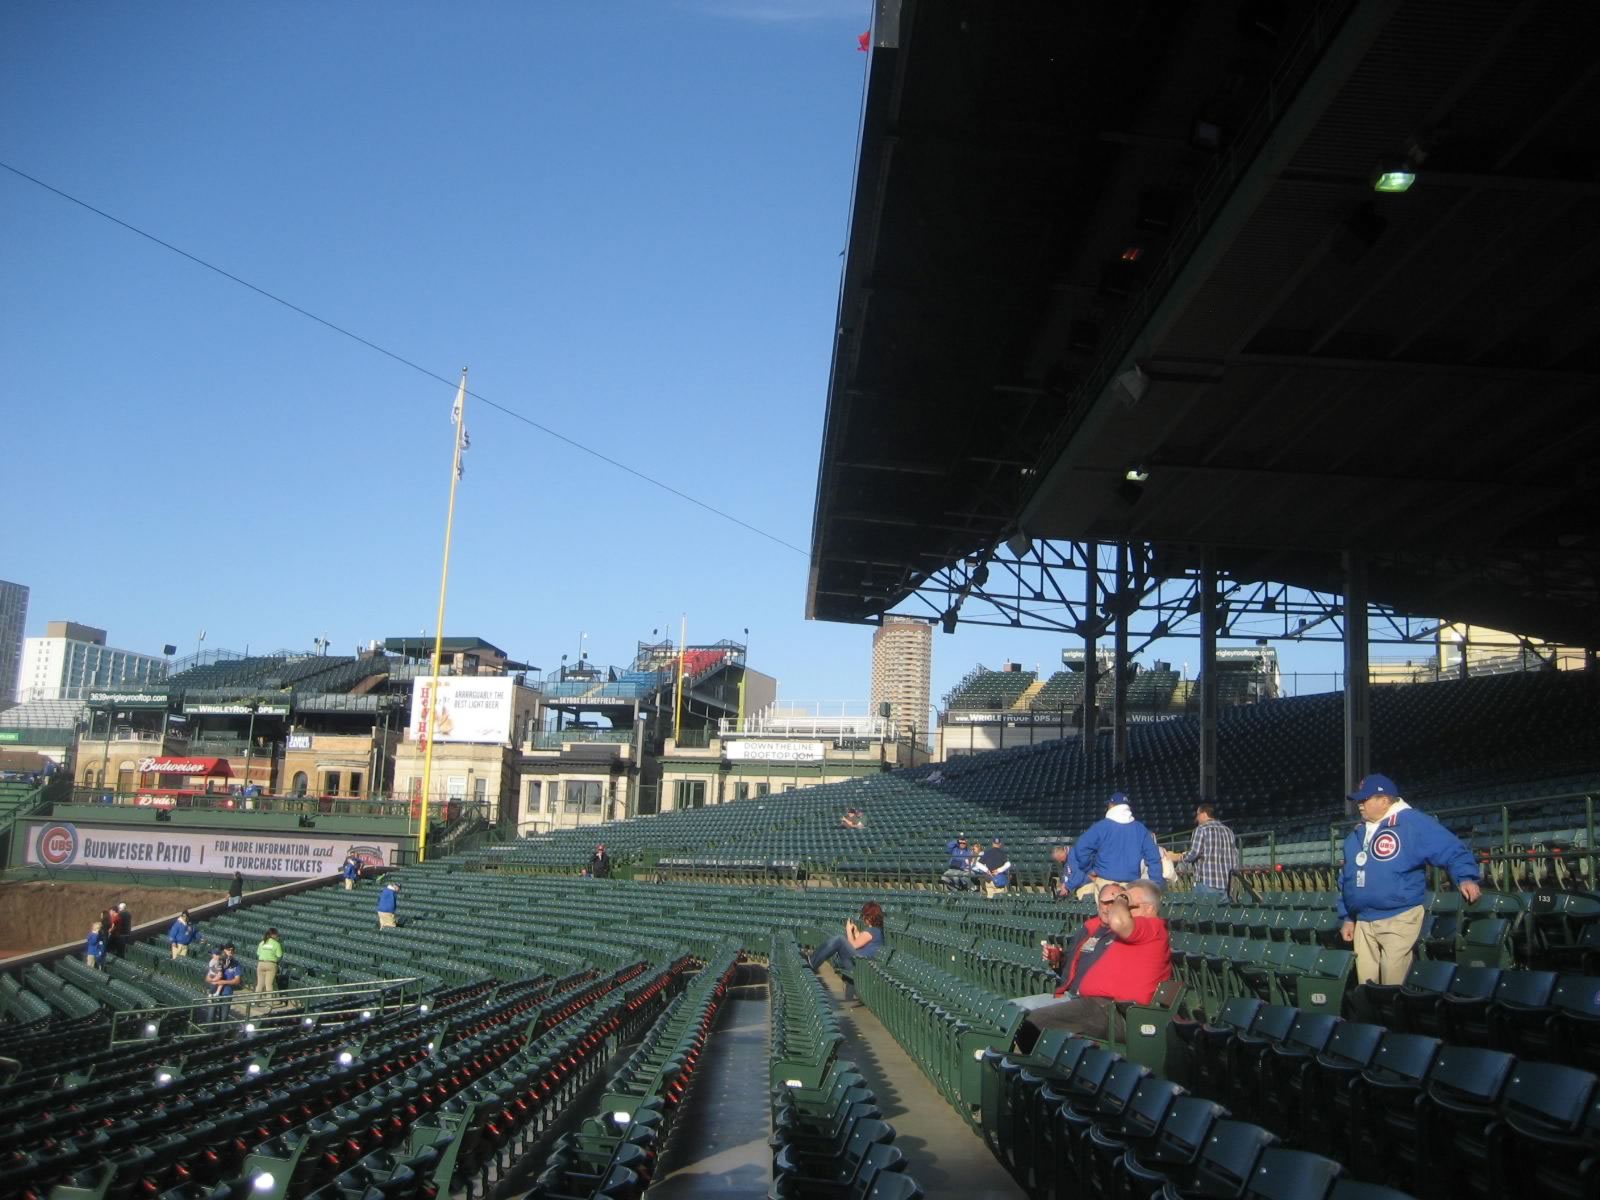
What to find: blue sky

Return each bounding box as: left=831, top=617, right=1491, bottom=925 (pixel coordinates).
left=0, top=1, right=1349, bottom=720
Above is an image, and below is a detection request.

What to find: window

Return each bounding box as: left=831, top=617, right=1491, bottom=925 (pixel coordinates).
left=525, top=780, right=542, bottom=817
left=349, top=772, right=363, bottom=797
left=473, top=777, right=486, bottom=803
left=755, top=783, right=770, bottom=797
left=565, top=780, right=603, bottom=814
left=735, top=782, right=750, bottom=801
left=674, top=780, right=706, bottom=809
left=324, top=771, right=341, bottom=795
left=291, top=771, right=308, bottom=796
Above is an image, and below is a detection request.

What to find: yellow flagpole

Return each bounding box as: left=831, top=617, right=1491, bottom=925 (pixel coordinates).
left=673, top=614, right=687, bottom=743
left=418, top=368, right=468, bottom=863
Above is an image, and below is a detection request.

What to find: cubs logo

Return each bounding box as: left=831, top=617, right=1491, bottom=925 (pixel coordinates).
left=1371, top=830, right=1402, bottom=861
left=347, top=845, right=386, bottom=871
left=37, top=822, right=78, bottom=867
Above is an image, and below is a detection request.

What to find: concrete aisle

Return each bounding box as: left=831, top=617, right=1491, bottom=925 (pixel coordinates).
left=649, top=986, right=772, bottom=1198
left=819, top=967, right=1027, bottom=1200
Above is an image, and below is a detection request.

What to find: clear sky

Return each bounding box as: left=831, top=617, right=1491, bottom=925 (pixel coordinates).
left=0, top=1, right=1350, bottom=720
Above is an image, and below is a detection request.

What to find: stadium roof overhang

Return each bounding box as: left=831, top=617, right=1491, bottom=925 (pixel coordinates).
left=809, top=0, right=1600, bottom=647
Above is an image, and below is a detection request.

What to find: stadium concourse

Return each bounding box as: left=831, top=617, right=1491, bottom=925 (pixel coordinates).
left=0, top=673, right=1598, bottom=1197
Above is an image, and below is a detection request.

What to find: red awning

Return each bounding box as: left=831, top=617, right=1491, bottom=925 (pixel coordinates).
left=138, top=756, right=234, bottom=778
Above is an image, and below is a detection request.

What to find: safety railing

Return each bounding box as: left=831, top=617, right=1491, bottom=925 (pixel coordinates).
left=107, top=974, right=427, bottom=1045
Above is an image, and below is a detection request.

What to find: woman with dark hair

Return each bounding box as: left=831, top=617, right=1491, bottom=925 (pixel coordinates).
left=809, top=901, right=885, bottom=974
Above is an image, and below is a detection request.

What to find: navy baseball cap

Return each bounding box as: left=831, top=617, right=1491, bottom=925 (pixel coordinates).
left=1108, top=791, right=1129, bottom=807
left=1349, top=774, right=1399, bottom=801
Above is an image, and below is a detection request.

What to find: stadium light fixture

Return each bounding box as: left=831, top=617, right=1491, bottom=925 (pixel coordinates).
left=1373, top=166, right=1415, bottom=193
left=143, top=1021, right=158, bottom=1038
left=252, top=1172, right=276, bottom=1192
left=1115, top=365, right=1149, bottom=406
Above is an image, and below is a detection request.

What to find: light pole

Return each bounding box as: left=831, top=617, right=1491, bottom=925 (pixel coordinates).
left=97, top=706, right=113, bottom=796
left=241, top=700, right=259, bottom=798
left=738, top=627, right=750, bottom=726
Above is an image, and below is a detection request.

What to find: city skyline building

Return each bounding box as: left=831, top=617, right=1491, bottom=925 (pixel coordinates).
left=870, top=615, right=933, bottom=745
left=0, top=580, right=27, bottom=709
left=17, top=620, right=168, bottom=703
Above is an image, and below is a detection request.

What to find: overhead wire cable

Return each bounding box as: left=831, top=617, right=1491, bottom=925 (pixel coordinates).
left=0, top=158, right=808, bottom=557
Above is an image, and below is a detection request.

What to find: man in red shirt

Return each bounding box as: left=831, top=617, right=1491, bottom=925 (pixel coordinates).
left=1021, top=880, right=1172, bottom=1041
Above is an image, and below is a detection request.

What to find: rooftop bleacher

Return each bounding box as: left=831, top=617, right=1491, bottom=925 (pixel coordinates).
left=944, top=667, right=1038, bottom=712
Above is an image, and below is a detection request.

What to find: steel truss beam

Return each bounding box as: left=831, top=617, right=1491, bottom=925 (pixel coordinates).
left=889, top=539, right=1447, bottom=654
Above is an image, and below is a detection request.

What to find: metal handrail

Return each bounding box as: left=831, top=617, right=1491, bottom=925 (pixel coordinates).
left=108, top=974, right=425, bottom=1045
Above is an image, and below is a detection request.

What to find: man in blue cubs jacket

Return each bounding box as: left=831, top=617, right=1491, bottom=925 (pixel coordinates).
left=1067, top=794, right=1165, bottom=899
left=1339, top=774, right=1480, bottom=984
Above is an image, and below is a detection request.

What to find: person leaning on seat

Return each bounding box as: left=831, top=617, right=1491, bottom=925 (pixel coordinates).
left=1338, top=773, right=1480, bottom=985
left=1017, top=881, right=1173, bottom=1044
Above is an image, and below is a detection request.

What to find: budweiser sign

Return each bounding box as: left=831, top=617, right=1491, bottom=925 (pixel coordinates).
left=139, top=757, right=229, bottom=775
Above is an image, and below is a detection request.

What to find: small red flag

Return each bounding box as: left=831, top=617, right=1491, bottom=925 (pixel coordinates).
left=858, top=31, right=870, bottom=52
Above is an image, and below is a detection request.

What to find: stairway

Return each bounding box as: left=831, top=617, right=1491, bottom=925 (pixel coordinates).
left=1012, top=679, right=1047, bottom=711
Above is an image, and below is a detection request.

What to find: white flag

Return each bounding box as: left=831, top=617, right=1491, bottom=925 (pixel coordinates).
left=450, top=371, right=468, bottom=479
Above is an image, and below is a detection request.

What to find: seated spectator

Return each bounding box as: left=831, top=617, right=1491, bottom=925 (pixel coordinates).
left=840, top=808, right=865, bottom=829
left=941, top=835, right=976, bottom=890
left=1018, top=881, right=1172, bottom=1042
left=1048, top=845, right=1072, bottom=899
left=972, top=837, right=1012, bottom=899
left=810, top=901, right=885, bottom=975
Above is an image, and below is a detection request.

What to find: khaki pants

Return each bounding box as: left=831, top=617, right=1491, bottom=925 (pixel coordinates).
left=1353, top=904, right=1426, bottom=985
left=256, top=960, right=277, bottom=994
left=378, top=911, right=396, bottom=928
left=171, top=943, right=188, bottom=959
left=981, top=878, right=1007, bottom=899
left=1075, top=878, right=1133, bottom=900
left=344, top=876, right=354, bottom=891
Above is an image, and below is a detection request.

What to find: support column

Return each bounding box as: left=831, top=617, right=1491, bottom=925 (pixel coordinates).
left=1198, top=549, right=1218, bottom=802
left=1082, top=542, right=1099, bottom=756
left=1113, top=542, right=1130, bottom=768
left=1343, top=551, right=1371, bottom=801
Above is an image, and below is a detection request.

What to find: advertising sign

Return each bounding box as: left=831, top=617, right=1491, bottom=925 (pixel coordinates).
left=183, top=701, right=291, bottom=717
left=286, top=733, right=313, bottom=750
left=724, top=739, right=825, bottom=763
left=407, top=677, right=515, bottom=745
left=88, top=691, right=169, bottom=708
left=23, top=820, right=399, bottom=879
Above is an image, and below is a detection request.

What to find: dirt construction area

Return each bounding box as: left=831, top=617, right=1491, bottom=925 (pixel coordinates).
left=0, top=880, right=224, bottom=958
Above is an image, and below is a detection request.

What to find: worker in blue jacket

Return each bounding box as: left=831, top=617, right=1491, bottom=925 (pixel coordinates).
left=167, top=910, right=200, bottom=960
left=376, top=880, right=401, bottom=928
left=1066, top=794, right=1165, bottom=898
left=86, top=921, right=107, bottom=969
left=342, top=855, right=360, bottom=892
left=1338, top=774, right=1481, bottom=984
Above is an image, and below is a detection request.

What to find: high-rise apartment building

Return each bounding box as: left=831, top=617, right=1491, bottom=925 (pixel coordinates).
left=870, top=616, right=933, bottom=743
left=17, top=621, right=168, bottom=702
left=0, top=580, right=26, bottom=708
